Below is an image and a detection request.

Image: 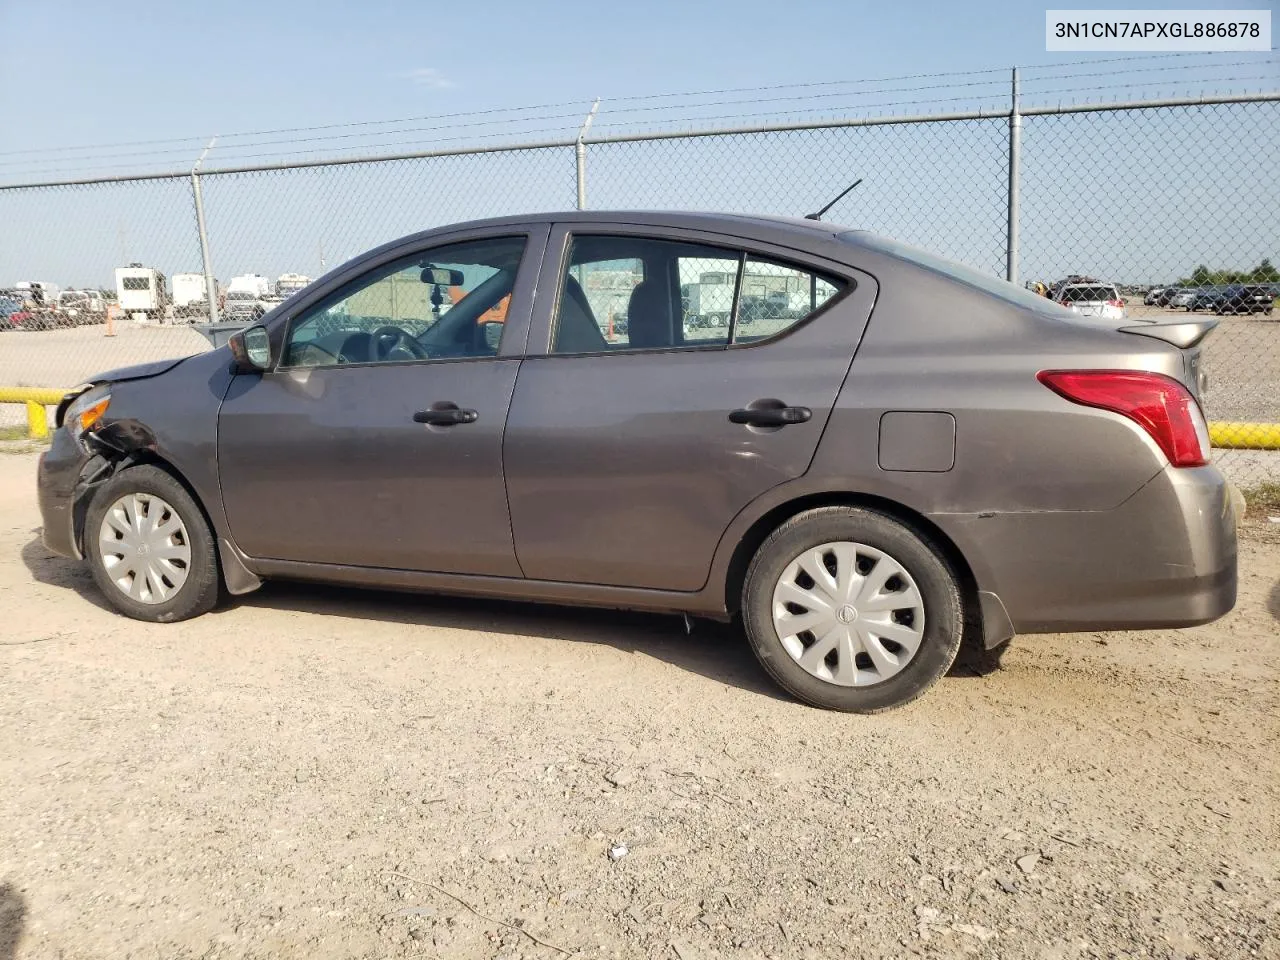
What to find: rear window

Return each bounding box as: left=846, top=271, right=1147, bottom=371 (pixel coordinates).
left=121, top=277, right=150, bottom=291
left=1059, top=286, right=1117, bottom=302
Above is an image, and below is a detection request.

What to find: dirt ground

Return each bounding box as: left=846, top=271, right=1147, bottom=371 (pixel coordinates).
left=0, top=449, right=1278, bottom=960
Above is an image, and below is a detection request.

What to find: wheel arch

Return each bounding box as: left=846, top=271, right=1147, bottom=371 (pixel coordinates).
left=719, top=491, right=982, bottom=645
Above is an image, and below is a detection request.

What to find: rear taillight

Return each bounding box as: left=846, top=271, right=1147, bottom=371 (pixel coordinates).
left=1107, top=298, right=1124, bottom=308
left=1037, top=370, right=1211, bottom=467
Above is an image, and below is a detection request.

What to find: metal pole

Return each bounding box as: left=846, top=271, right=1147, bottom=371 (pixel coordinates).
left=576, top=98, right=600, bottom=210
left=192, top=138, right=220, bottom=323
left=1006, top=67, right=1021, bottom=284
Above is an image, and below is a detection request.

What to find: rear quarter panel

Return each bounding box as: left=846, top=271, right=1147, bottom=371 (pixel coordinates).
left=809, top=253, right=1184, bottom=515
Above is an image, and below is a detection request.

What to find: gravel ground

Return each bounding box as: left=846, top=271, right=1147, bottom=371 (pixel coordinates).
left=1, top=450, right=1278, bottom=960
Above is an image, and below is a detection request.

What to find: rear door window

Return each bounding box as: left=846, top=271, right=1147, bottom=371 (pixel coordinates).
left=551, top=235, right=849, bottom=354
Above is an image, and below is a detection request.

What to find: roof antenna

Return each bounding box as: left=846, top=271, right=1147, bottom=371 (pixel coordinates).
left=805, top=178, right=863, bottom=221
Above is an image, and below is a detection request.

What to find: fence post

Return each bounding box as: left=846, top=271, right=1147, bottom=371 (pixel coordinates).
left=192, top=138, right=220, bottom=324
left=575, top=98, right=601, bottom=210
left=1006, top=67, right=1021, bottom=284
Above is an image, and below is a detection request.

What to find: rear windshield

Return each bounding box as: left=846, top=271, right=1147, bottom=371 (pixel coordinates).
left=837, top=231, right=1071, bottom=312
left=1059, top=286, right=1116, bottom=302
left=227, top=291, right=256, bottom=300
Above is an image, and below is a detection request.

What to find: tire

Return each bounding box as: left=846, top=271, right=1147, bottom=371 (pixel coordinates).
left=84, top=465, right=220, bottom=623
left=741, top=507, right=963, bottom=713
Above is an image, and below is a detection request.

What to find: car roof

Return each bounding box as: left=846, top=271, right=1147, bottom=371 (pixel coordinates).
left=400, top=210, right=853, bottom=249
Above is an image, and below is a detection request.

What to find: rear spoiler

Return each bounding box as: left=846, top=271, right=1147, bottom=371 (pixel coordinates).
left=1117, top=318, right=1218, bottom=349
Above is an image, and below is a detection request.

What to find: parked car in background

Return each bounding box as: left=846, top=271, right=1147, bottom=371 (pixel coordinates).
left=0, top=294, right=29, bottom=331
left=223, top=274, right=273, bottom=321
left=1169, top=288, right=1200, bottom=309
left=275, top=273, right=312, bottom=298
left=223, top=290, right=267, bottom=322
left=1195, top=284, right=1275, bottom=316
left=36, top=212, right=1236, bottom=713
left=1143, top=287, right=1167, bottom=305
left=57, top=290, right=106, bottom=325
left=1053, top=281, right=1126, bottom=322
left=1186, top=286, right=1230, bottom=313
left=1152, top=286, right=1186, bottom=307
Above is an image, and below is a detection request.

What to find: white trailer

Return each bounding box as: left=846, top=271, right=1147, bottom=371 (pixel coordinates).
left=14, top=281, right=61, bottom=307
left=171, top=273, right=209, bottom=308
left=114, top=265, right=168, bottom=319
left=684, top=270, right=737, bottom=326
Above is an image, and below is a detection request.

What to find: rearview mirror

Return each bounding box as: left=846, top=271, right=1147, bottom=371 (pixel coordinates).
left=421, top=266, right=465, bottom=287
left=228, top=324, right=273, bottom=373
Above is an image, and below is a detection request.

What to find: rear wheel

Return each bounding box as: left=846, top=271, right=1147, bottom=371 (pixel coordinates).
left=741, top=507, right=963, bottom=713
left=85, top=465, right=220, bottom=623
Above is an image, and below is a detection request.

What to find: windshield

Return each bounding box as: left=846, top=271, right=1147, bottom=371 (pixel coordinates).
left=227, top=291, right=256, bottom=300
left=837, top=231, right=1070, bottom=313
left=0, top=297, right=20, bottom=317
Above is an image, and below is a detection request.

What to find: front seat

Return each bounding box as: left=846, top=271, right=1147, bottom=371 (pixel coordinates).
left=626, top=281, right=670, bottom=349
left=553, top=276, right=608, bottom=353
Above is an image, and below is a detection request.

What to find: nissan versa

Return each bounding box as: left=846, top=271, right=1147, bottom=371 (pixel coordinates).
left=36, top=212, right=1238, bottom=712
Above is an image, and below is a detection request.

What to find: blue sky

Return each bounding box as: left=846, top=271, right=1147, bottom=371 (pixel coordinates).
left=0, top=1, right=1276, bottom=288
left=3, top=0, right=1274, bottom=163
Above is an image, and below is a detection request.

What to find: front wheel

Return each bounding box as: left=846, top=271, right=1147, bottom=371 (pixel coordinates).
left=741, top=507, right=963, bottom=713
left=85, top=465, right=220, bottom=622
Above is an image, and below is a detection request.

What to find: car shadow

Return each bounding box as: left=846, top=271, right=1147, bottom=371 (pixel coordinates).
left=20, top=532, right=113, bottom=612
left=23, top=532, right=995, bottom=700
left=0, top=883, right=25, bottom=960
left=237, top=579, right=796, bottom=702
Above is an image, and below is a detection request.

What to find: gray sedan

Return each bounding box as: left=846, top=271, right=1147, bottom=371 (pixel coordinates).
left=37, top=212, right=1236, bottom=712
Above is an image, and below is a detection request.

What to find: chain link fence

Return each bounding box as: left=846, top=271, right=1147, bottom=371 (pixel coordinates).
left=1, top=91, right=1277, bottom=490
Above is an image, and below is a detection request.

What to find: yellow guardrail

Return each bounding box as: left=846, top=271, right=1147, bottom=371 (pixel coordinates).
left=2, top=383, right=1280, bottom=449
left=1208, top=421, right=1280, bottom=451
left=0, top=387, right=71, bottom=440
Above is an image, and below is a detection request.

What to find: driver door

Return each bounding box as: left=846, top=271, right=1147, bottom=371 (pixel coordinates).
left=216, top=226, right=546, bottom=576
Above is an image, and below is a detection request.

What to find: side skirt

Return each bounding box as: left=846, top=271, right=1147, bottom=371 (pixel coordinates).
left=247, top=557, right=732, bottom=620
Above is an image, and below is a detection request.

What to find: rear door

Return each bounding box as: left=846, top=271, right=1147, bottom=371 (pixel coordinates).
left=502, top=223, right=877, bottom=592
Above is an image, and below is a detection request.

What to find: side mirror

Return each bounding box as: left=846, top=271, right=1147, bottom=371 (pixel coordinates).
left=228, top=324, right=273, bottom=373
left=478, top=320, right=504, bottom=353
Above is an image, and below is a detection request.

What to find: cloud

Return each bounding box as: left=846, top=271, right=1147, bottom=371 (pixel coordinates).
left=402, top=68, right=456, bottom=89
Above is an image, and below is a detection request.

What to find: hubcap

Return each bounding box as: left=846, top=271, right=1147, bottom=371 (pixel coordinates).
left=97, top=493, right=192, bottom=604
left=771, top=541, right=925, bottom=687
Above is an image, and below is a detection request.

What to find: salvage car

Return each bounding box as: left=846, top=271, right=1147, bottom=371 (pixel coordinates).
left=37, top=212, right=1237, bottom=712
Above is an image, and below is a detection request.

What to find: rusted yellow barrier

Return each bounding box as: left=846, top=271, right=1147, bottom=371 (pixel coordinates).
left=0, top=386, right=71, bottom=440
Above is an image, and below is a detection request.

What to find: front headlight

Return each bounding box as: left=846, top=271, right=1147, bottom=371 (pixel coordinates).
left=63, top=385, right=111, bottom=436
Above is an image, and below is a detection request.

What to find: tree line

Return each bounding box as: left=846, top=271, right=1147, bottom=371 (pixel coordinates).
left=1178, top=258, right=1278, bottom=287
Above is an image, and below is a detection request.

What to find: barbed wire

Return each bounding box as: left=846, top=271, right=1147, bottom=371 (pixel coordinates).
left=3, top=52, right=1271, bottom=162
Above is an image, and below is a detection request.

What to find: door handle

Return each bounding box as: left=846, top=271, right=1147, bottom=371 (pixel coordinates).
left=729, top=404, right=812, bottom=427
left=413, top=404, right=478, bottom=426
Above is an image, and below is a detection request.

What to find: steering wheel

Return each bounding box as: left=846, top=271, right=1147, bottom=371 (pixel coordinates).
left=368, top=325, right=430, bottom=362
